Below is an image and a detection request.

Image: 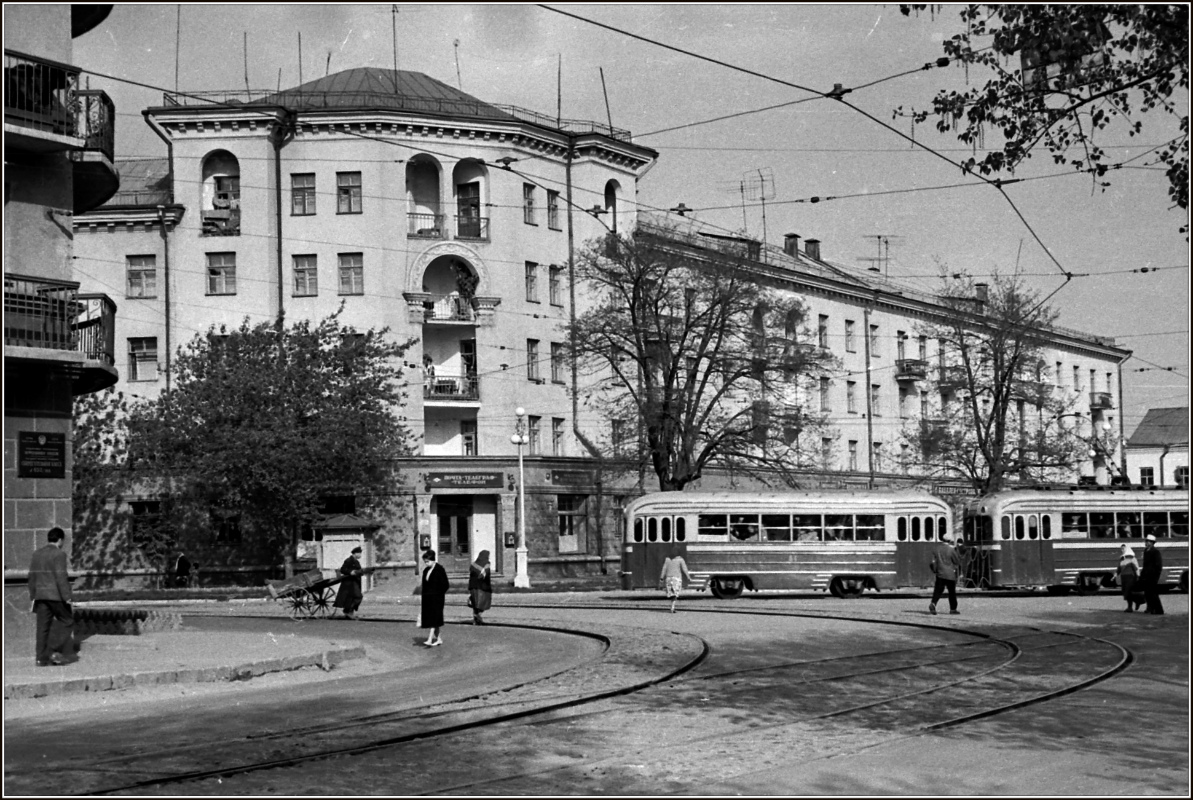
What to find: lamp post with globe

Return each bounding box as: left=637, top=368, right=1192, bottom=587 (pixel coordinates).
left=511, top=407, right=531, bottom=588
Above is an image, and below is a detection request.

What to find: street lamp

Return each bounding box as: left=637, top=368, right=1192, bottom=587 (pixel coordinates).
left=511, top=407, right=531, bottom=588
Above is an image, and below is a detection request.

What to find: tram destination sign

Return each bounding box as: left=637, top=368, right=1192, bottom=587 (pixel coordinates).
left=426, top=472, right=504, bottom=490
left=17, top=431, right=66, bottom=479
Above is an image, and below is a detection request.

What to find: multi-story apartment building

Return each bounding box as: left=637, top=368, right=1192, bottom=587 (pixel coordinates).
left=72, top=67, right=1131, bottom=586
left=4, top=6, right=120, bottom=609
left=1125, top=407, right=1189, bottom=488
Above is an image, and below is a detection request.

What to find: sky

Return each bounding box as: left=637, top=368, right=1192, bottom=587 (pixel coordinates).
left=63, top=3, right=1190, bottom=435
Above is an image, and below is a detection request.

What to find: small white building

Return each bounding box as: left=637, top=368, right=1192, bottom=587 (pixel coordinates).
left=1125, top=407, right=1189, bottom=488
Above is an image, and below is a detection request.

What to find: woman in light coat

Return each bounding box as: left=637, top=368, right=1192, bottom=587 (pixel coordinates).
left=1117, top=544, right=1141, bottom=612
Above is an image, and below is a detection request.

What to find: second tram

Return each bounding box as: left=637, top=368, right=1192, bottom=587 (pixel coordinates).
left=622, top=491, right=954, bottom=598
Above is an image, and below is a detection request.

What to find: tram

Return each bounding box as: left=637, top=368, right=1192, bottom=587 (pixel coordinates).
left=621, top=491, right=954, bottom=598
left=960, top=486, right=1190, bottom=594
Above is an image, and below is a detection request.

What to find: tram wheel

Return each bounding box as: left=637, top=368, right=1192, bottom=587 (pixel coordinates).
left=830, top=577, right=865, bottom=598
left=710, top=578, right=744, bottom=599
left=1075, top=577, right=1102, bottom=596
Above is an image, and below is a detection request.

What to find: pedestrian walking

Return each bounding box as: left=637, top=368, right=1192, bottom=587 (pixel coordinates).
left=1116, top=544, right=1142, bottom=612
left=928, top=532, right=962, bottom=615
left=659, top=547, right=692, bottom=613
left=28, top=527, right=76, bottom=667
left=468, top=550, right=493, bottom=625
left=420, top=548, right=449, bottom=646
left=334, top=546, right=365, bottom=620
left=1139, top=534, right=1165, bottom=615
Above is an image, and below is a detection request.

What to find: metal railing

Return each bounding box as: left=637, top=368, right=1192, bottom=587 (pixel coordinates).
left=104, top=189, right=174, bottom=207
left=424, top=375, right=480, bottom=401
left=895, top=359, right=929, bottom=380
left=455, top=215, right=489, bottom=241
left=72, top=89, right=115, bottom=162
left=74, top=293, right=117, bottom=366
left=4, top=50, right=80, bottom=137
left=408, top=212, right=446, bottom=238
left=3, top=273, right=115, bottom=365
left=424, top=295, right=475, bottom=322
left=1089, top=391, right=1114, bottom=410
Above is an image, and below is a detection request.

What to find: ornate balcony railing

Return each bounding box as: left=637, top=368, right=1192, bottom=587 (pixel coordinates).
left=423, top=295, right=475, bottom=322
left=408, top=212, right=446, bottom=238
left=895, top=358, right=928, bottom=381
left=74, top=293, right=117, bottom=367
left=454, top=215, right=489, bottom=241
left=3, top=273, right=116, bottom=366
left=72, top=89, right=115, bottom=162
left=424, top=375, right=480, bottom=401
left=4, top=50, right=80, bottom=137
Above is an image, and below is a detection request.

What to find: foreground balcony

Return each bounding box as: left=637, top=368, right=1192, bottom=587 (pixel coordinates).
left=1089, top=391, right=1114, bottom=411
left=424, top=375, right=480, bottom=402
left=4, top=49, right=83, bottom=151
left=895, top=359, right=928, bottom=382
left=408, top=212, right=446, bottom=239
left=70, top=89, right=119, bottom=212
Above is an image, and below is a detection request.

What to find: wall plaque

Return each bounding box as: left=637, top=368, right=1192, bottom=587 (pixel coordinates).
left=18, top=432, right=66, bottom=479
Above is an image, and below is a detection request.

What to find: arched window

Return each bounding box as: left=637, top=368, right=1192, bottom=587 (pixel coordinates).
left=453, top=160, right=489, bottom=240
left=201, top=150, right=240, bottom=236
left=604, top=180, right=621, bottom=233
left=406, top=156, right=443, bottom=238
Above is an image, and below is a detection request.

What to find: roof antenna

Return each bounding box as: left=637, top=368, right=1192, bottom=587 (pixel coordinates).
left=325, top=51, right=331, bottom=77
left=244, top=33, right=250, bottom=93
left=599, top=66, right=612, bottom=133
left=391, top=4, right=400, bottom=92
left=453, top=39, right=462, bottom=90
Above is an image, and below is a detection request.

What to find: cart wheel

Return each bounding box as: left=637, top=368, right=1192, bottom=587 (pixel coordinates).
left=286, top=590, right=312, bottom=620
left=309, top=586, right=336, bottom=618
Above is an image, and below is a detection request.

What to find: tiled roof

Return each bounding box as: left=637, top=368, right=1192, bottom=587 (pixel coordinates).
left=1127, top=407, right=1189, bottom=448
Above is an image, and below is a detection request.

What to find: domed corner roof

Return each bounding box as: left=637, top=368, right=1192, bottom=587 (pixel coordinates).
left=253, top=67, right=520, bottom=124
left=314, top=513, right=383, bottom=531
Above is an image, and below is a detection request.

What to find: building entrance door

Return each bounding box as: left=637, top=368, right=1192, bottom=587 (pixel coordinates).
left=435, top=496, right=472, bottom=573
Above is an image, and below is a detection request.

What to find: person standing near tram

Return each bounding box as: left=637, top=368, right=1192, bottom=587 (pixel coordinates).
left=928, top=532, right=962, bottom=615
left=1139, top=535, right=1165, bottom=615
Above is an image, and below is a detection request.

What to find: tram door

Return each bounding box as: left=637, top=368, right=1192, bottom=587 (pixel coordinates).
left=435, top=496, right=472, bottom=573
left=626, top=515, right=687, bottom=589
left=894, top=514, right=939, bottom=588
left=997, top=513, right=1054, bottom=586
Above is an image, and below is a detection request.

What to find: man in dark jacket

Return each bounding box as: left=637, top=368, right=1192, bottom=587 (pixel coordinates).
left=28, top=527, right=76, bottom=666
left=1139, top=534, right=1165, bottom=615
left=929, top=532, right=963, bottom=616
left=333, top=546, right=364, bottom=620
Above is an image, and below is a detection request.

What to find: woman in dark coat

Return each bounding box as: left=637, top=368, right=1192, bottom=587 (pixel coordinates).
left=1140, top=535, right=1165, bottom=615
left=468, top=550, right=493, bottom=625
left=420, top=548, right=450, bottom=646
left=333, top=546, right=364, bottom=620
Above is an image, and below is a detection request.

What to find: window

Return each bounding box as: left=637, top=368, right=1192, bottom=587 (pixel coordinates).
left=552, top=417, right=565, bottom=455
left=293, top=254, right=317, bottom=296
left=1056, top=361, right=1064, bottom=388
left=547, top=190, right=561, bottom=229
left=847, top=381, right=857, bottom=413
left=528, top=415, right=541, bottom=454
left=551, top=342, right=565, bottom=383
left=900, top=443, right=910, bottom=472
left=525, top=261, right=539, bottom=302
left=291, top=173, right=316, bottom=215
left=206, top=252, right=236, bottom=295
left=612, top=419, right=627, bottom=456
left=870, top=384, right=881, bottom=416
left=844, top=320, right=856, bottom=352
left=1139, top=467, right=1155, bottom=487
left=819, top=377, right=831, bottom=412
left=549, top=265, right=563, bottom=306
left=821, top=437, right=834, bottom=466
left=213, top=508, right=242, bottom=545
left=338, top=253, right=364, bottom=295
left=126, top=255, right=157, bottom=298
left=336, top=171, right=362, bottom=214
left=1106, top=372, right=1113, bottom=396
left=1177, top=466, right=1190, bottom=489
left=896, top=331, right=907, bottom=360
left=899, top=387, right=910, bottom=418
left=869, top=324, right=880, bottom=356
left=818, top=314, right=829, bottom=348
left=920, top=391, right=929, bottom=419
left=872, top=441, right=883, bottom=472
left=461, top=420, right=478, bottom=456
left=527, top=339, right=540, bottom=381
left=848, top=440, right=858, bottom=471
left=1090, top=368, right=1098, bottom=393
left=128, top=337, right=158, bottom=382
left=918, top=335, right=928, bottom=360
left=1073, top=365, right=1081, bottom=392
left=558, top=494, right=588, bottom=553
left=523, top=183, right=536, bottom=225
left=129, top=500, right=164, bottom=552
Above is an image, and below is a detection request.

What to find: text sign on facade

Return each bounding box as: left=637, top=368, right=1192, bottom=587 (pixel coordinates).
left=17, top=432, right=66, bottom=479
left=426, top=472, right=504, bottom=490
left=550, top=470, right=593, bottom=485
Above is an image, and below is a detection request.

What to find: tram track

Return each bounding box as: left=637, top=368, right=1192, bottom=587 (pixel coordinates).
left=12, top=602, right=1134, bottom=796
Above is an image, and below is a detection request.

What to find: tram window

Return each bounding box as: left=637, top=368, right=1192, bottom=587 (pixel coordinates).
left=676, top=517, right=687, bottom=542
left=1171, top=511, right=1188, bottom=538
left=1115, top=512, right=1142, bottom=538
left=763, top=514, right=792, bottom=541
left=939, top=516, right=950, bottom=538
left=1089, top=512, right=1115, bottom=539
left=824, top=515, right=853, bottom=541
left=729, top=514, right=760, bottom=542
left=910, top=516, right=921, bottom=541
left=1142, top=512, right=1167, bottom=539
left=661, top=517, right=672, bottom=542
left=924, top=516, right=935, bottom=541
left=1001, top=516, right=1011, bottom=540
left=698, top=514, right=728, bottom=537
left=633, top=518, right=643, bottom=543
left=1027, top=515, right=1039, bottom=540
left=1041, top=515, right=1051, bottom=540
left=648, top=517, right=658, bottom=542
left=793, top=515, right=821, bottom=541
left=898, top=517, right=908, bottom=542
left=1014, top=515, right=1025, bottom=540
left=1061, top=512, right=1088, bottom=538
left=856, top=514, right=884, bottom=541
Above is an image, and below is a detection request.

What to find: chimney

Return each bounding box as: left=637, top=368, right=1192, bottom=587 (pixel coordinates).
left=975, top=282, right=989, bottom=304
left=805, top=239, right=821, bottom=261
left=783, top=233, right=801, bottom=257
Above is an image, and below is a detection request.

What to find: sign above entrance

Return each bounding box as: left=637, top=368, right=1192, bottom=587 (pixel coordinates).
left=426, top=472, right=504, bottom=490
left=550, top=470, right=593, bottom=485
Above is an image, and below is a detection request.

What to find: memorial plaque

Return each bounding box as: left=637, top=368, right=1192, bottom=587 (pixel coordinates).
left=18, top=432, right=66, bottom=479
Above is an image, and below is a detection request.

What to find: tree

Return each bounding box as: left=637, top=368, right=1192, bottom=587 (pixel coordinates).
left=126, top=308, right=416, bottom=571
left=897, top=5, right=1189, bottom=232
left=567, top=227, right=839, bottom=492
left=904, top=273, right=1092, bottom=493
left=72, top=387, right=141, bottom=576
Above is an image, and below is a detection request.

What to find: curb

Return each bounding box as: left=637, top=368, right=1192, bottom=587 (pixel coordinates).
left=3, top=645, right=366, bottom=700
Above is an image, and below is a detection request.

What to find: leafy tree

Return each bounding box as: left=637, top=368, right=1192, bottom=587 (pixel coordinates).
left=904, top=273, right=1093, bottom=493
left=127, top=308, right=416, bottom=572
left=72, top=388, right=141, bottom=578
left=568, top=227, right=839, bottom=492
left=897, top=5, right=1189, bottom=232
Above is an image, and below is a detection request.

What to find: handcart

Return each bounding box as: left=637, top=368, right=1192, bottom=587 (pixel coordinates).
left=267, top=568, right=344, bottom=620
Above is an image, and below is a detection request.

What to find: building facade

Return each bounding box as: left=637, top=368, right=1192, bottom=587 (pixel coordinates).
left=1125, top=407, right=1189, bottom=488
left=4, top=5, right=120, bottom=607
left=71, top=68, right=1132, bottom=586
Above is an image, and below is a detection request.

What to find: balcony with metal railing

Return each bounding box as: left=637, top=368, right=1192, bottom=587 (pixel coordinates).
left=4, top=273, right=118, bottom=393
left=424, top=375, right=480, bottom=402
left=895, top=358, right=929, bottom=381
left=1089, top=391, right=1114, bottom=411
left=454, top=215, right=489, bottom=242
left=4, top=49, right=82, bottom=149
left=408, top=212, right=446, bottom=239
left=423, top=294, right=476, bottom=323
left=70, top=89, right=119, bottom=212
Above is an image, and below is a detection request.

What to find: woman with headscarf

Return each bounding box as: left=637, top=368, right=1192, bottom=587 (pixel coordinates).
left=1116, top=544, right=1141, bottom=612
left=659, top=546, right=692, bottom=614
left=419, top=548, right=450, bottom=646
left=468, top=550, right=493, bottom=625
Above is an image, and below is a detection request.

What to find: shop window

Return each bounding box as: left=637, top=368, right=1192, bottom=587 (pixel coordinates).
left=558, top=494, right=587, bottom=553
